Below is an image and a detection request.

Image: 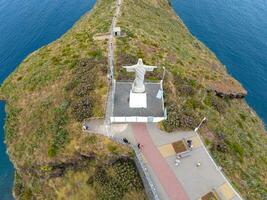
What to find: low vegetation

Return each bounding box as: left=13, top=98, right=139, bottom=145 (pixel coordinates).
left=0, top=0, right=147, bottom=199
left=90, top=158, right=145, bottom=200
left=1, top=0, right=266, bottom=199
left=67, top=57, right=108, bottom=121
left=115, top=0, right=267, bottom=199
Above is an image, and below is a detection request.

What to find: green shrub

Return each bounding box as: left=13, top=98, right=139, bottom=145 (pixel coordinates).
left=5, top=106, right=21, bottom=141
left=174, top=76, right=196, bottom=96
left=87, top=135, right=98, bottom=144
left=48, top=104, right=70, bottom=157
left=178, top=85, right=195, bottom=96
left=107, top=143, right=119, bottom=154
left=211, top=95, right=227, bottom=113
left=163, top=104, right=199, bottom=132
left=239, top=113, right=247, bottom=121
left=92, top=158, right=144, bottom=200
left=231, top=142, right=244, bottom=158
left=65, top=80, right=79, bottom=91
left=74, top=82, right=95, bottom=97
left=47, top=147, right=56, bottom=157
left=185, top=98, right=203, bottom=110
left=87, top=49, right=103, bottom=59
left=71, top=97, right=93, bottom=122
left=66, top=57, right=107, bottom=121
left=112, top=158, right=143, bottom=191
left=204, top=93, right=212, bottom=107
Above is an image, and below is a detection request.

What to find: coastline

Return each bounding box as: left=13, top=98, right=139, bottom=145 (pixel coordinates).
left=0, top=0, right=98, bottom=199
left=0, top=0, right=146, bottom=199
left=0, top=89, right=6, bottom=101
left=0, top=0, right=266, bottom=199
left=171, top=0, right=267, bottom=127
left=0, top=101, right=14, bottom=200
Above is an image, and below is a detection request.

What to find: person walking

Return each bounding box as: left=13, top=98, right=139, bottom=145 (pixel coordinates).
left=137, top=143, right=144, bottom=149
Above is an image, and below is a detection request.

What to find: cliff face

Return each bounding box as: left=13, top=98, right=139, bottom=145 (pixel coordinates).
left=0, top=0, right=266, bottom=199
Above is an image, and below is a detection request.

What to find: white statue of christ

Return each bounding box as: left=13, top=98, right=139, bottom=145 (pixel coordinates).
left=123, top=58, right=157, bottom=93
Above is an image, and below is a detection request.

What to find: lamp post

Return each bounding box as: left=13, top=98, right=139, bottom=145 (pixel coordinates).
left=160, top=66, right=166, bottom=91
left=194, top=117, right=207, bottom=132
left=162, top=66, right=166, bottom=81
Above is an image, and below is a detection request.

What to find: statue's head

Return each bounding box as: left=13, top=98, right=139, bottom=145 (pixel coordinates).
left=137, top=58, right=143, bottom=66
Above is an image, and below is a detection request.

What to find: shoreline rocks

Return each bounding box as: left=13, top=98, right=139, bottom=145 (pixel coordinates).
left=215, top=90, right=247, bottom=99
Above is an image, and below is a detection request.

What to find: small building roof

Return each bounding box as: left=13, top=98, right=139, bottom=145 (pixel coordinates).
left=113, top=27, right=121, bottom=32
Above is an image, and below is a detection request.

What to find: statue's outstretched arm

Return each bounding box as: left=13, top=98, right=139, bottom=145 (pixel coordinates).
left=144, top=65, right=157, bottom=72
left=123, top=65, right=136, bottom=72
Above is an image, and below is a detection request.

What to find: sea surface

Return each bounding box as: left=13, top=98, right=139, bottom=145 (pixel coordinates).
left=172, top=0, right=267, bottom=125
left=0, top=0, right=96, bottom=199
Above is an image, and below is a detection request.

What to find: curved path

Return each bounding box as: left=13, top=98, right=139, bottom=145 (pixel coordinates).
left=132, top=123, right=189, bottom=200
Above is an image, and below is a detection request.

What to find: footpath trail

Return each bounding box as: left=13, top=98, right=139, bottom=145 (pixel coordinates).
left=104, top=0, right=122, bottom=136
left=132, top=123, right=189, bottom=200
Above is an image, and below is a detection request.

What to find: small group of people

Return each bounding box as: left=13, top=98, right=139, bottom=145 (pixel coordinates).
left=187, top=139, right=193, bottom=150
left=122, top=137, right=130, bottom=144
left=174, top=139, right=199, bottom=167
left=108, top=74, right=113, bottom=82
left=175, top=155, right=181, bottom=166
left=82, top=124, right=89, bottom=131
left=122, top=138, right=144, bottom=150
left=175, top=154, right=201, bottom=168
left=137, top=143, right=144, bottom=149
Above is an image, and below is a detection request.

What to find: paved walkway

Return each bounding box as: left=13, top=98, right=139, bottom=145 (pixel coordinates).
left=88, top=0, right=243, bottom=199
left=111, top=123, right=243, bottom=200
left=132, top=123, right=189, bottom=200
left=104, top=0, right=122, bottom=137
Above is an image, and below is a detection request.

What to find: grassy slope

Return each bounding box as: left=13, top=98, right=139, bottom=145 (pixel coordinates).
left=0, top=0, right=266, bottom=199
left=0, top=0, right=146, bottom=199
left=115, top=0, right=267, bottom=199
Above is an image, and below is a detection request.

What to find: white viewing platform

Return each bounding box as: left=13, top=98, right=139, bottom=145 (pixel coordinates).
left=110, top=58, right=167, bottom=123
left=110, top=81, right=166, bottom=123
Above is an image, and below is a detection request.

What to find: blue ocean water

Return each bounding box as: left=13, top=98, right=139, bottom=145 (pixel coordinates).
left=172, top=0, right=267, bottom=126
left=0, top=0, right=96, bottom=199
left=1, top=0, right=267, bottom=199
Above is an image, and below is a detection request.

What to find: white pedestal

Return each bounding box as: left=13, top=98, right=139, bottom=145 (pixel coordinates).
left=129, top=91, right=147, bottom=108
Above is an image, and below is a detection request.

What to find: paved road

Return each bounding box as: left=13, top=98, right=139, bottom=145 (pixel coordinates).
left=132, top=123, right=189, bottom=200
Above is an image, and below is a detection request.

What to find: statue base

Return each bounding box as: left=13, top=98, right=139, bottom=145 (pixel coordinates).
left=131, top=83, right=145, bottom=93
left=129, top=91, right=147, bottom=108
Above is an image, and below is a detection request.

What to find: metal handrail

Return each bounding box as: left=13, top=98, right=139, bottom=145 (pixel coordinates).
left=111, top=136, right=160, bottom=200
